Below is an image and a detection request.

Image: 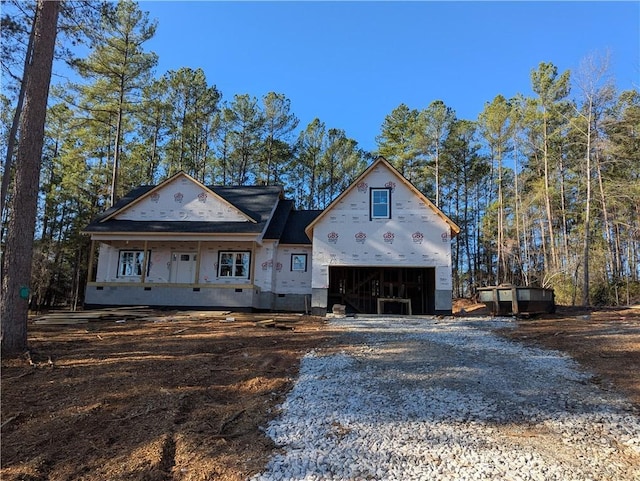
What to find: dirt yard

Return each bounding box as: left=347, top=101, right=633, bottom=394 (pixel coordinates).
left=2, top=304, right=639, bottom=481
left=493, top=304, right=640, bottom=408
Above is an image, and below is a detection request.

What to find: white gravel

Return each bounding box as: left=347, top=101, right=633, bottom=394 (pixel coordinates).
left=251, top=316, right=640, bottom=481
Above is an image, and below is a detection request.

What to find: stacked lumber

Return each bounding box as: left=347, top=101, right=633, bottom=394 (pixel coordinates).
left=33, top=306, right=155, bottom=325
left=147, top=310, right=232, bottom=322
left=33, top=307, right=234, bottom=325
left=255, top=318, right=296, bottom=330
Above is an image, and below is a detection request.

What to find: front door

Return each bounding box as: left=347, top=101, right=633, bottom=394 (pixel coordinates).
left=170, top=252, right=196, bottom=283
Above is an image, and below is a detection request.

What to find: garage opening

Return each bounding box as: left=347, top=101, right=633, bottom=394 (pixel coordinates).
left=328, top=267, right=435, bottom=315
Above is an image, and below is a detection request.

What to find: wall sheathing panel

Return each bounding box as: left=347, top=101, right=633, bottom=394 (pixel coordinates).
left=114, top=175, right=248, bottom=222
left=310, top=162, right=453, bottom=313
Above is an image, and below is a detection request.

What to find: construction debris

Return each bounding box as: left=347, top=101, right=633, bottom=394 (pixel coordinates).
left=32, top=307, right=232, bottom=325
left=256, top=319, right=276, bottom=328
left=32, top=308, right=304, bottom=331
left=255, top=318, right=297, bottom=331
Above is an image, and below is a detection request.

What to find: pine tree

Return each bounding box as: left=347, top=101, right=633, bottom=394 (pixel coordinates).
left=161, top=67, right=220, bottom=181
left=1, top=0, right=60, bottom=355
left=257, top=92, right=299, bottom=186
left=529, top=62, right=571, bottom=275
left=415, top=100, right=455, bottom=207
left=572, top=52, right=617, bottom=305
left=441, top=120, right=488, bottom=295
left=224, top=94, right=265, bottom=185
left=72, top=0, right=157, bottom=204
left=318, top=128, right=365, bottom=208
left=294, top=118, right=326, bottom=209
left=478, top=95, right=512, bottom=285
left=375, top=104, right=420, bottom=181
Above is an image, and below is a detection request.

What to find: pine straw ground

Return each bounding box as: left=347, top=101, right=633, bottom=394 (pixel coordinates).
left=2, top=304, right=639, bottom=481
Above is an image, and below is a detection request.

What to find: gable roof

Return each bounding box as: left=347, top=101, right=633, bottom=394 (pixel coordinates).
left=84, top=172, right=284, bottom=236
left=262, top=200, right=322, bottom=245
left=280, top=210, right=322, bottom=244
left=97, top=171, right=259, bottom=223
left=304, top=156, right=460, bottom=239
left=263, top=199, right=294, bottom=240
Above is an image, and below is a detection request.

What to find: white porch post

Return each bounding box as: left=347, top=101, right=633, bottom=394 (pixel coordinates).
left=141, top=240, right=148, bottom=283
left=86, top=240, right=96, bottom=283
left=194, top=240, right=202, bottom=284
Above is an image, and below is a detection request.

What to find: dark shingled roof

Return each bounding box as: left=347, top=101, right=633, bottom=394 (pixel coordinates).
left=263, top=199, right=294, bottom=240
left=211, top=185, right=282, bottom=222
left=84, top=183, right=317, bottom=244
left=84, top=220, right=274, bottom=234
left=279, top=210, right=322, bottom=244
left=85, top=185, right=284, bottom=235
left=90, top=185, right=156, bottom=223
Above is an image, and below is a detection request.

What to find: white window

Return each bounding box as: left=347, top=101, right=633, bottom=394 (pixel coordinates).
left=118, top=250, right=146, bottom=277
left=291, top=254, right=307, bottom=272
left=371, top=188, right=391, bottom=219
left=218, top=251, right=250, bottom=278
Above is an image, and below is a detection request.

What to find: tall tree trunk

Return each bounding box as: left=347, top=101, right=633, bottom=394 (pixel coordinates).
left=582, top=103, right=593, bottom=306
left=434, top=144, right=440, bottom=207
left=596, top=152, right=617, bottom=280
left=453, top=177, right=461, bottom=296
left=0, top=11, right=36, bottom=219
left=513, top=146, right=523, bottom=284
left=521, top=209, right=531, bottom=286
left=542, top=113, right=558, bottom=272
left=558, top=154, right=570, bottom=271
left=496, top=147, right=505, bottom=285
left=463, top=172, right=472, bottom=293
left=1, top=0, right=60, bottom=355
left=146, top=116, right=160, bottom=182
left=539, top=218, right=548, bottom=284
left=110, top=86, right=125, bottom=206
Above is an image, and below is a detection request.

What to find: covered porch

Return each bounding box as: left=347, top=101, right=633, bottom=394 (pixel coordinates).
left=85, top=236, right=266, bottom=309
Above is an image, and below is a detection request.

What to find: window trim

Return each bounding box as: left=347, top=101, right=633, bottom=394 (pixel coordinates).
left=370, top=187, right=391, bottom=220
left=291, top=253, right=308, bottom=272
left=117, top=250, right=149, bottom=278
left=218, top=251, right=251, bottom=279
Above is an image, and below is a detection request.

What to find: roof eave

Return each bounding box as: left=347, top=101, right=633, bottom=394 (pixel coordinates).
left=87, top=231, right=260, bottom=241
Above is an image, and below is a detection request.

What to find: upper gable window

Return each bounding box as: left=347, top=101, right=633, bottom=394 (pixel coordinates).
left=370, top=188, right=391, bottom=219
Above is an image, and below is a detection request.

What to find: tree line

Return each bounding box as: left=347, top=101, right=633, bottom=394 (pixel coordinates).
left=378, top=77, right=639, bottom=306
left=2, top=0, right=639, bottom=334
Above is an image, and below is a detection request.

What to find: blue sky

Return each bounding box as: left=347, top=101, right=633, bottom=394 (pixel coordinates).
left=141, top=1, right=639, bottom=153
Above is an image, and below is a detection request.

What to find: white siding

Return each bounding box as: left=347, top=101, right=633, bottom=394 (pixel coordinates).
left=95, top=243, right=115, bottom=282
left=311, top=162, right=452, bottom=289
left=114, top=174, right=248, bottom=222
left=96, top=241, right=263, bottom=286
left=198, top=242, right=254, bottom=285
left=252, top=241, right=277, bottom=292
left=274, top=245, right=312, bottom=294
left=147, top=247, right=171, bottom=282
left=96, top=242, right=148, bottom=282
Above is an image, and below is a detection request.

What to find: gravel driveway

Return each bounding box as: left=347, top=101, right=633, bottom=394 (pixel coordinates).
left=252, top=316, right=640, bottom=481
